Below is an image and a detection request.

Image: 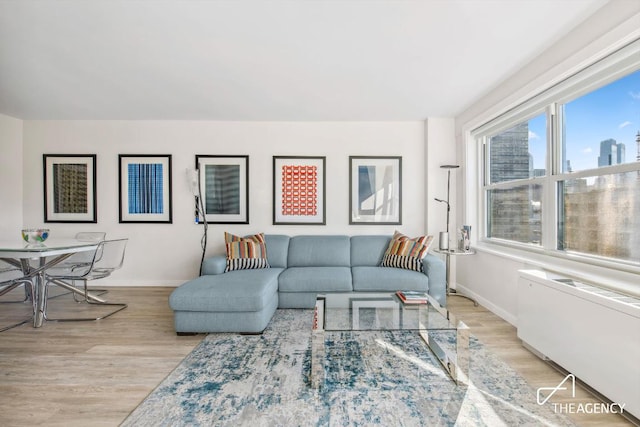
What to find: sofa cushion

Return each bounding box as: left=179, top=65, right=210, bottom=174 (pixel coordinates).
left=350, top=235, right=391, bottom=266
left=264, top=235, right=290, bottom=268
left=381, top=231, right=433, bottom=272
left=278, top=267, right=352, bottom=292
left=201, top=255, right=227, bottom=275
left=287, top=235, right=351, bottom=267
left=224, top=232, right=270, bottom=272
left=169, top=268, right=282, bottom=312
left=278, top=292, right=319, bottom=309
left=352, top=266, right=429, bottom=292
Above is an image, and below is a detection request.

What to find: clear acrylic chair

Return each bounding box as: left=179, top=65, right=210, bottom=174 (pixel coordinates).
left=0, top=260, right=36, bottom=332
left=75, top=232, right=106, bottom=242
left=43, top=238, right=128, bottom=321
left=72, top=232, right=107, bottom=300
left=48, top=232, right=108, bottom=302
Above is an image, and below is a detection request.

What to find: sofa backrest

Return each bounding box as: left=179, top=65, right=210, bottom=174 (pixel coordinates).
left=264, top=235, right=290, bottom=268
left=287, top=235, right=351, bottom=267
left=350, top=235, right=391, bottom=266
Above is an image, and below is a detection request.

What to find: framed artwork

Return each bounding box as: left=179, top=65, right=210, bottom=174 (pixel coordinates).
left=119, top=154, right=172, bottom=223
left=43, top=154, right=97, bottom=223
left=349, top=156, right=402, bottom=225
left=273, top=156, right=326, bottom=225
left=195, top=155, right=249, bottom=224
left=350, top=297, right=401, bottom=330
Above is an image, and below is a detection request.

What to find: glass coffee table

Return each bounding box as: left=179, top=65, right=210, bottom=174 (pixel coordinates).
left=311, top=292, right=469, bottom=389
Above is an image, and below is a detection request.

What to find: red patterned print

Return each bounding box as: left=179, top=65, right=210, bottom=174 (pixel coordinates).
left=282, top=165, right=318, bottom=216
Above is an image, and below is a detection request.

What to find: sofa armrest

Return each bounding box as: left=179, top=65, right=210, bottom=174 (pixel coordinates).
left=423, top=253, right=446, bottom=306
left=201, top=255, right=227, bottom=275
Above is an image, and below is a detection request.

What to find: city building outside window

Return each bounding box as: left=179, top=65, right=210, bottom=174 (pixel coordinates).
left=478, top=43, right=640, bottom=268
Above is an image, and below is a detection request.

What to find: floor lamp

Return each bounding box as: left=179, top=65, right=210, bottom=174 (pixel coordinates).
left=434, top=164, right=459, bottom=250
left=187, top=168, right=209, bottom=275
left=434, top=164, right=478, bottom=306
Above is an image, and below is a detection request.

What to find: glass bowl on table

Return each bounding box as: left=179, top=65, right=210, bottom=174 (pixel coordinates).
left=21, top=228, right=50, bottom=244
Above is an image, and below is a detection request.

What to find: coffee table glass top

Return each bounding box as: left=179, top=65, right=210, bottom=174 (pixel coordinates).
left=311, top=292, right=470, bottom=387
left=315, top=292, right=458, bottom=332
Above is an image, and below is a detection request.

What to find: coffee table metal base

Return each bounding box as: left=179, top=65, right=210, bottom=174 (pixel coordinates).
left=419, top=324, right=470, bottom=385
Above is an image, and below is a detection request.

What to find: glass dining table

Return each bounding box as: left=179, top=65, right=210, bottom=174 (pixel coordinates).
left=0, top=239, right=99, bottom=328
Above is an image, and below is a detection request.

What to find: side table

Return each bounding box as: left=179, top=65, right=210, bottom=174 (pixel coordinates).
left=433, top=248, right=478, bottom=306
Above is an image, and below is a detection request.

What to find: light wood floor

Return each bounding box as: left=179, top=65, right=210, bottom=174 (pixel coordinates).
left=0, top=287, right=634, bottom=426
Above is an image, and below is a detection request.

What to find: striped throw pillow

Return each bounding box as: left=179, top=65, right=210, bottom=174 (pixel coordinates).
left=224, top=232, right=266, bottom=244
left=224, top=232, right=270, bottom=272
left=381, top=231, right=434, bottom=272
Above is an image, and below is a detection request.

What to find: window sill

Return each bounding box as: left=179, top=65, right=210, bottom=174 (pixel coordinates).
left=473, top=240, right=640, bottom=298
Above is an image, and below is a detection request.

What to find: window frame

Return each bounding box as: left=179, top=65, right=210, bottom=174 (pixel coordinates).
left=474, top=39, right=640, bottom=271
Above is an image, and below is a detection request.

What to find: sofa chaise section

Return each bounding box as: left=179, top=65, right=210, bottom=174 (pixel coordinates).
left=169, top=235, right=290, bottom=333
left=169, top=269, right=280, bottom=333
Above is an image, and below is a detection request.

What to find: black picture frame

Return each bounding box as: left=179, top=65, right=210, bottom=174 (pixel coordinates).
left=43, top=154, right=97, bottom=223
left=195, top=155, right=249, bottom=224
left=119, top=154, right=173, bottom=224
left=273, top=156, right=326, bottom=225
left=349, top=156, right=402, bottom=225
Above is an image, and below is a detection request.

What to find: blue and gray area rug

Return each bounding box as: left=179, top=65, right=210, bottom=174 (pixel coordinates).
left=122, top=310, right=573, bottom=426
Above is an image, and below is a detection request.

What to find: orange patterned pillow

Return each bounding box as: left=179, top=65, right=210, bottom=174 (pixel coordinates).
left=381, top=231, right=434, bottom=272
left=224, top=232, right=269, bottom=272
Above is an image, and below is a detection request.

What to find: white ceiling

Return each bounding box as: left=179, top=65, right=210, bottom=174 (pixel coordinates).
left=0, top=0, right=608, bottom=121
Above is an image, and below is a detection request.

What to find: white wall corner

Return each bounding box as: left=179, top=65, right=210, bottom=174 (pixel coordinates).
left=424, top=117, right=457, bottom=237
left=0, top=114, right=24, bottom=237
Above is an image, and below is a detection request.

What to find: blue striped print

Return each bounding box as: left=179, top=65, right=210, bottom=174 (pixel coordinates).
left=128, top=163, right=164, bottom=214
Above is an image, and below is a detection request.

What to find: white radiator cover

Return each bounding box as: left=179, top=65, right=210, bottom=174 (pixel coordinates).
left=517, top=269, right=640, bottom=418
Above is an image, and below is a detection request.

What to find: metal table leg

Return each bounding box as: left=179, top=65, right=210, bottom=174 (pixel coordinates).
left=444, top=250, right=478, bottom=307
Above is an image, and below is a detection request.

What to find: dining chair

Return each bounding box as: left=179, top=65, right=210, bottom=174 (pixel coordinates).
left=75, top=232, right=107, bottom=242
left=43, top=238, right=128, bottom=322
left=0, top=261, right=36, bottom=332
left=47, top=231, right=108, bottom=302
left=71, top=231, right=108, bottom=301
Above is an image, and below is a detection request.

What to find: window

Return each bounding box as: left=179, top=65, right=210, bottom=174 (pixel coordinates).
left=487, top=184, right=542, bottom=244
left=477, top=41, right=640, bottom=267
left=562, top=71, right=640, bottom=173
left=485, top=114, right=546, bottom=245
left=559, top=171, right=640, bottom=261
left=557, top=69, right=640, bottom=263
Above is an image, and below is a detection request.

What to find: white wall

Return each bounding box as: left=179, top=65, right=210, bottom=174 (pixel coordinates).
left=22, top=120, right=434, bottom=285
left=0, top=114, right=23, bottom=237
left=425, top=118, right=457, bottom=237
left=454, top=1, right=640, bottom=324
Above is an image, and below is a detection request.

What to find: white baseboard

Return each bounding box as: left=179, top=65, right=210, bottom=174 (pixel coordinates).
left=454, top=283, right=518, bottom=326
left=88, top=280, right=184, bottom=287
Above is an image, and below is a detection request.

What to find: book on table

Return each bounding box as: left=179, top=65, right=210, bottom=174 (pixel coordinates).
left=396, top=291, right=429, bottom=304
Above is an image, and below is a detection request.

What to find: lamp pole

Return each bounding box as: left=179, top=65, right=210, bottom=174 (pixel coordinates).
left=435, top=164, right=459, bottom=250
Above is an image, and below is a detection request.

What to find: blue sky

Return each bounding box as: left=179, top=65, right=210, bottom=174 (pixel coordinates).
left=527, top=69, right=640, bottom=172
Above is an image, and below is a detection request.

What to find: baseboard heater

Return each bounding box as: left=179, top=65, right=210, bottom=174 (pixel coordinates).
left=517, top=269, right=640, bottom=419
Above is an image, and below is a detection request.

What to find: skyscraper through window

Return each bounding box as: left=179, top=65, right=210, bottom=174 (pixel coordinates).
left=597, top=139, right=626, bottom=167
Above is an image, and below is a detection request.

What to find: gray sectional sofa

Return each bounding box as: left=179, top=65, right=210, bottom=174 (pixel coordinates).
left=169, top=234, right=446, bottom=334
